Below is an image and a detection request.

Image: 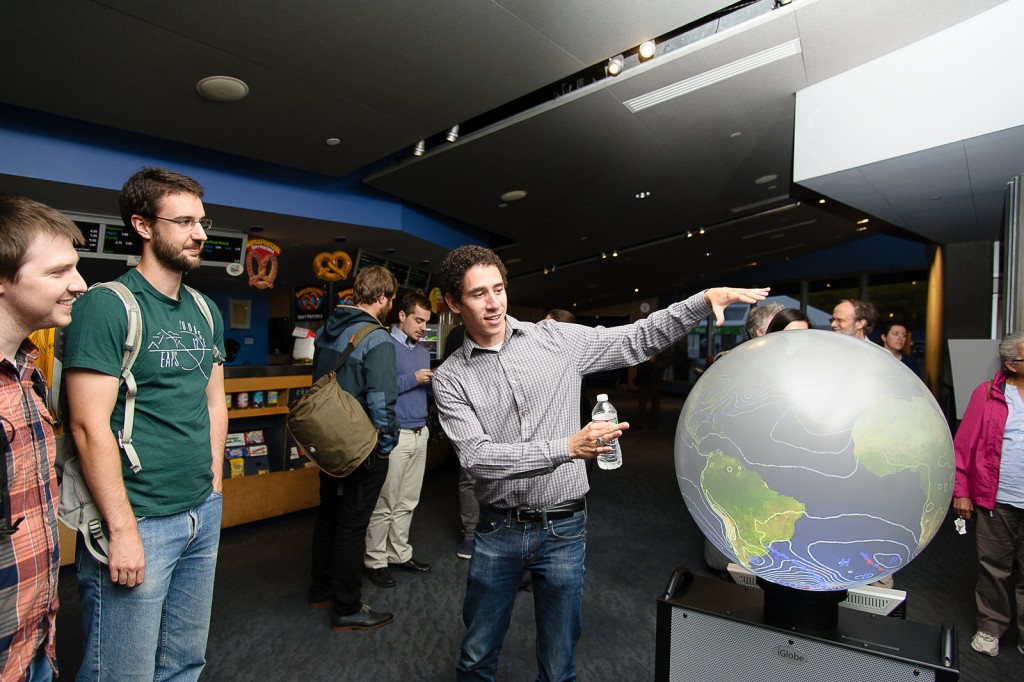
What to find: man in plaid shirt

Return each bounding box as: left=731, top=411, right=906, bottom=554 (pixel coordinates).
left=433, top=245, right=767, bottom=681
left=0, top=196, right=86, bottom=681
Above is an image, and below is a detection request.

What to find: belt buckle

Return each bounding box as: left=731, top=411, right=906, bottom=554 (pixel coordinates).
left=514, top=505, right=534, bottom=523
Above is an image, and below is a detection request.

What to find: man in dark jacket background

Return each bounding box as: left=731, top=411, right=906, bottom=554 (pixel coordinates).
left=308, top=265, right=399, bottom=631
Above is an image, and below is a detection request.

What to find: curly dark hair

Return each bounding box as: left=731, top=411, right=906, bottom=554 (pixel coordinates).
left=438, top=245, right=507, bottom=303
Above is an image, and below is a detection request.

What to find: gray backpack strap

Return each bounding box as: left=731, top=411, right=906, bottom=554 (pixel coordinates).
left=91, top=282, right=143, bottom=474
left=183, top=284, right=224, bottom=364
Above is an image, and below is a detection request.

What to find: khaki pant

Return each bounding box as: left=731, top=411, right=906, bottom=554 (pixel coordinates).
left=975, top=502, right=1024, bottom=639
left=364, top=427, right=429, bottom=568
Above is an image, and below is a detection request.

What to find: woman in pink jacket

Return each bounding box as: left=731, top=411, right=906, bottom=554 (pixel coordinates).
left=953, top=331, right=1024, bottom=658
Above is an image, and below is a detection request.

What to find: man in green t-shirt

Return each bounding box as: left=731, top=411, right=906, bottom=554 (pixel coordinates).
left=64, top=168, right=227, bottom=681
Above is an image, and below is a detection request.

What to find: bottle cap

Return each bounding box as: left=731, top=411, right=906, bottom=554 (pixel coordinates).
left=596, top=394, right=608, bottom=402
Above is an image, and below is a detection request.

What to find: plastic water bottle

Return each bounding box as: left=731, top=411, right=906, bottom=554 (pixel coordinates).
left=592, top=394, right=622, bottom=470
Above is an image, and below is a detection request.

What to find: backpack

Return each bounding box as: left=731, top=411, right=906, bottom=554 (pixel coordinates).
left=50, top=281, right=221, bottom=564
left=286, top=323, right=384, bottom=477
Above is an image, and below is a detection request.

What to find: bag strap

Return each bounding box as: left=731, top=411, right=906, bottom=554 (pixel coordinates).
left=327, top=323, right=386, bottom=375
left=87, top=282, right=144, bottom=474
left=182, top=284, right=225, bottom=364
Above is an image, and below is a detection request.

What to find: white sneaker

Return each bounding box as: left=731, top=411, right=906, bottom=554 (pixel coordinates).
left=971, top=631, right=999, bottom=656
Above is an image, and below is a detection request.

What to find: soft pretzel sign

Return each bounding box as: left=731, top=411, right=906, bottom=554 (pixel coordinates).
left=246, top=238, right=281, bottom=289
left=313, top=250, right=352, bottom=282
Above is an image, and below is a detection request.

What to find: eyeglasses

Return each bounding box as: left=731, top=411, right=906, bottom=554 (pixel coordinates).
left=829, top=317, right=850, bottom=324
left=153, top=216, right=213, bottom=231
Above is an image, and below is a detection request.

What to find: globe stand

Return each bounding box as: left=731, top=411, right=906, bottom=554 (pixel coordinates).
left=756, top=577, right=847, bottom=631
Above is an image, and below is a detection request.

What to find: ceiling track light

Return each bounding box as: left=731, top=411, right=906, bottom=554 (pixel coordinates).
left=607, top=54, right=624, bottom=77
left=638, top=40, right=656, bottom=61
left=413, top=140, right=425, bottom=157
left=445, top=125, right=460, bottom=142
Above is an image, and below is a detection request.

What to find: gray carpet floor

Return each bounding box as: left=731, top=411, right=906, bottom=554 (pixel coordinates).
left=55, top=390, right=1023, bottom=680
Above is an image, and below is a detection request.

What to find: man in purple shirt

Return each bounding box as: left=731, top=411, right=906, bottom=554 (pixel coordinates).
left=363, top=291, right=434, bottom=588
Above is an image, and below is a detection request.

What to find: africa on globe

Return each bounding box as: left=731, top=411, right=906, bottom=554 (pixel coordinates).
left=675, top=329, right=953, bottom=592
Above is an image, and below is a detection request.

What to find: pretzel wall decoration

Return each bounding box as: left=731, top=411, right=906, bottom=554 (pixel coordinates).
left=313, top=250, right=352, bottom=282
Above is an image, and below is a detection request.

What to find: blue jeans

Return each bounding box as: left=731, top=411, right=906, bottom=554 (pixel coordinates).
left=76, top=491, right=222, bottom=681
left=457, top=507, right=587, bottom=682
left=25, top=641, right=53, bottom=682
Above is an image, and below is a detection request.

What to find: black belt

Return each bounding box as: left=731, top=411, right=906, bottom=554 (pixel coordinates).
left=484, top=499, right=585, bottom=524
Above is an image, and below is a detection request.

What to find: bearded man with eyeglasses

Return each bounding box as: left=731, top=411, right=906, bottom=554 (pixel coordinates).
left=63, top=167, right=227, bottom=681
left=830, top=298, right=877, bottom=340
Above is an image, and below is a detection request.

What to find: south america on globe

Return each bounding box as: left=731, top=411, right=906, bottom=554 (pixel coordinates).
left=675, top=329, right=953, bottom=592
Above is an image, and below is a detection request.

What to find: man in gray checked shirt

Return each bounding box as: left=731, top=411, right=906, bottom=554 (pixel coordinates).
left=432, top=245, right=768, bottom=682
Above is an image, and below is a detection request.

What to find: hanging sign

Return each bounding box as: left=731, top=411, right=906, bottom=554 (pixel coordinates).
left=246, top=238, right=281, bottom=289
left=294, top=283, right=327, bottom=322
left=313, top=250, right=353, bottom=282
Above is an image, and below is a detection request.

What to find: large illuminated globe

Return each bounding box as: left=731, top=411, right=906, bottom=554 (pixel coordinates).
left=675, top=330, right=953, bottom=591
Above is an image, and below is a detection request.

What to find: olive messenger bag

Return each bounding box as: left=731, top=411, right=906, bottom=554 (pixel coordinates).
left=286, top=323, right=385, bottom=477
left=49, top=281, right=220, bottom=564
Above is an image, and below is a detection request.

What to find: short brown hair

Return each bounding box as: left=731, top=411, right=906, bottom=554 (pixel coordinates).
left=398, top=290, right=431, bottom=316
left=119, top=167, right=205, bottom=229
left=0, top=195, right=84, bottom=282
left=841, top=298, right=878, bottom=334
left=354, top=265, right=398, bottom=305
left=438, top=245, right=507, bottom=303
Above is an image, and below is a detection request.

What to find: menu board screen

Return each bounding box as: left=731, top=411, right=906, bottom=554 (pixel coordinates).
left=406, top=267, right=430, bottom=290
left=101, top=224, right=143, bottom=256
left=74, top=222, right=102, bottom=255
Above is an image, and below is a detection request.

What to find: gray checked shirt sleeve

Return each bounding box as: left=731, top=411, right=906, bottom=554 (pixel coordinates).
left=433, top=291, right=712, bottom=508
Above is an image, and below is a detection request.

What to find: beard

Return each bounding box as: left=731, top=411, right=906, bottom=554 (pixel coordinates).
left=152, top=226, right=202, bottom=273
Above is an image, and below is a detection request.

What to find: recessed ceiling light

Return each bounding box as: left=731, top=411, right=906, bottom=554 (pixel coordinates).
left=634, top=288, right=639, bottom=293
left=856, top=218, right=870, bottom=224
left=249, top=225, right=264, bottom=233
left=384, top=248, right=396, bottom=254
left=325, top=138, right=341, bottom=146
left=334, top=236, right=347, bottom=243
left=498, top=203, right=508, bottom=208
left=856, top=226, right=868, bottom=232
left=196, top=76, right=249, bottom=102
left=500, top=190, right=528, bottom=202
left=754, top=174, right=778, bottom=185
left=818, top=198, right=826, bottom=204
left=930, top=196, right=942, bottom=201
left=730, top=131, right=742, bottom=138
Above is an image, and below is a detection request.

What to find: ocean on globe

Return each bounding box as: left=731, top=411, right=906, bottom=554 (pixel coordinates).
left=675, top=329, right=953, bottom=592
